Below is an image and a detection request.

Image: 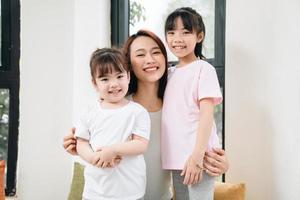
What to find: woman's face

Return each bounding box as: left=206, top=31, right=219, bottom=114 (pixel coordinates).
left=130, top=36, right=166, bottom=83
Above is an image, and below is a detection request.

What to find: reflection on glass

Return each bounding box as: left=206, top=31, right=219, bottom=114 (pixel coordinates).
left=0, top=2, right=2, bottom=66
left=0, top=89, right=9, bottom=163
left=214, top=100, right=223, bottom=146
left=0, top=3, right=2, bottom=66
left=129, top=0, right=222, bottom=146
left=129, top=0, right=215, bottom=61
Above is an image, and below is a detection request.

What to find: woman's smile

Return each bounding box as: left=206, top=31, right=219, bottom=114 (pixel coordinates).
left=143, top=65, right=159, bottom=72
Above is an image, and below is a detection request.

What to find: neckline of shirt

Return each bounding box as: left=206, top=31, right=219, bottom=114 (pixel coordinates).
left=97, top=100, right=132, bottom=112
left=127, top=94, right=162, bottom=114
left=175, top=59, right=201, bottom=70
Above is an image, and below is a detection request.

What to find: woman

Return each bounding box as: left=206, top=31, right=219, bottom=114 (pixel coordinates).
left=63, top=30, right=229, bottom=200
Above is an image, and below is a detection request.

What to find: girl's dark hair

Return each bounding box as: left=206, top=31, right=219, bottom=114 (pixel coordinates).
left=89, top=48, right=128, bottom=82
left=165, top=7, right=206, bottom=59
left=123, top=29, right=168, bottom=99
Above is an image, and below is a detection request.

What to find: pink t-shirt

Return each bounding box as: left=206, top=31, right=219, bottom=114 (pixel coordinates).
left=161, top=60, right=223, bottom=170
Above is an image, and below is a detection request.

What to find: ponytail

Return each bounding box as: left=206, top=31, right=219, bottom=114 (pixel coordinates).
left=195, top=42, right=205, bottom=60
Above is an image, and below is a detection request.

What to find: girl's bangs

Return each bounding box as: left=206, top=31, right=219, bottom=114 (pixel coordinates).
left=96, top=62, right=126, bottom=77
left=165, top=12, right=194, bottom=32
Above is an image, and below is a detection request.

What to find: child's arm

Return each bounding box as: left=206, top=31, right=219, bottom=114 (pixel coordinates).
left=95, top=135, right=148, bottom=168
left=95, top=107, right=150, bottom=168
left=76, top=138, right=97, bottom=164
left=77, top=137, right=123, bottom=168
left=111, top=134, right=149, bottom=155
left=181, top=98, right=214, bottom=185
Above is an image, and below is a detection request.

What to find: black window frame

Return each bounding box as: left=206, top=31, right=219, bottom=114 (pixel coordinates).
left=111, top=0, right=130, bottom=47
left=0, top=0, right=20, bottom=196
left=111, top=0, right=225, bottom=86
left=111, top=0, right=226, bottom=180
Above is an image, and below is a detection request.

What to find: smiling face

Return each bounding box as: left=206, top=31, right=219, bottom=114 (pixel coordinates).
left=129, top=36, right=166, bottom=84
left=93, top=68, right=130, bottom=104
left=166, top=17, right=203, bottom=64
left=89, top=48, right=130, bottom=106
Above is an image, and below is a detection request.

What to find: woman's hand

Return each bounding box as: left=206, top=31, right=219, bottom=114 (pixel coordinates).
left=204, top=147, right=229, bottom=176
left=63, top=127, right=77, bottom=155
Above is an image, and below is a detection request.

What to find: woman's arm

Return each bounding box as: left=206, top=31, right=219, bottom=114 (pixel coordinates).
left=204, top=147, right=229, bottom=176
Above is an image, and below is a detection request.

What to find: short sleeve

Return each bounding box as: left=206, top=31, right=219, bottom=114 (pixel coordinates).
left=132, top=108, right=151, bottom=140
left=198, top=65, right=223, bottom=105
left=74, top=111, right=90, bottom=140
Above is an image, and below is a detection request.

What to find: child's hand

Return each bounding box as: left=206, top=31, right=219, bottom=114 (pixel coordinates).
left=112, top=155, right=122, bottom=166
left=91, top=151, right=102, bottom=167
left=181, top=155, right=204, bottom=185
left=92, top=146, right=117, bottom=168
left=105, top=155, right=122, bottom=168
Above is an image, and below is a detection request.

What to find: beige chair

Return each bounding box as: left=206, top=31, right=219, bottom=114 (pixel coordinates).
left=172, top=181, right=246, bottom=200
left=214, top=182, right=246, bottom=200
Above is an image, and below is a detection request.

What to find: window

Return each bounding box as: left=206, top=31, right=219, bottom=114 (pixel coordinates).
left=129, top=0, right=216, bottom=61
left=0, top=0, right=20, bottom=196
left=111, top=0, right=225, bottom=178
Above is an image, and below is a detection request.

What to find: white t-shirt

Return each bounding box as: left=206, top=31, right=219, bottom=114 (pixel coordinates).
left=75, top=100, right=150, bottom=200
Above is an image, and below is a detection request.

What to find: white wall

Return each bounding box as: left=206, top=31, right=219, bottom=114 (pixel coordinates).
left=225, top=0, right=300, bottom=199
left=73, top=0, right=111, bottom=121
left=72, top=0, right=111, bottom=165
left=19, top=0, right=110, bottom=199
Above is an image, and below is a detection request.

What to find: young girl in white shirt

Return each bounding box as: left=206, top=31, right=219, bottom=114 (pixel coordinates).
left=76, top=48, right=150, bottom=200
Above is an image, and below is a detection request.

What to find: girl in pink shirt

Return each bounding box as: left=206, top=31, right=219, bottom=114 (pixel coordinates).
left=161, top=7, right=223, bottom=199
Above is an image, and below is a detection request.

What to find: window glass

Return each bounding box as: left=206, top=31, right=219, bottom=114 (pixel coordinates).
left=129, top=0, right=215, bottom=62
left=214, top=88, right=223, bottom=145
left=0, top=3, right=2, bottom=66
left=0, top=0, right=20, bottom=194
left=0, top=89, right=9, bottom=164
left=129, top=0, right=222, bottom=144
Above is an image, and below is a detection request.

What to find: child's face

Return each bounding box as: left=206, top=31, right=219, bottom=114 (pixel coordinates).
left=166, top=17, right=203, bottom=62
left=93, top=69, right=130, bottom=104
